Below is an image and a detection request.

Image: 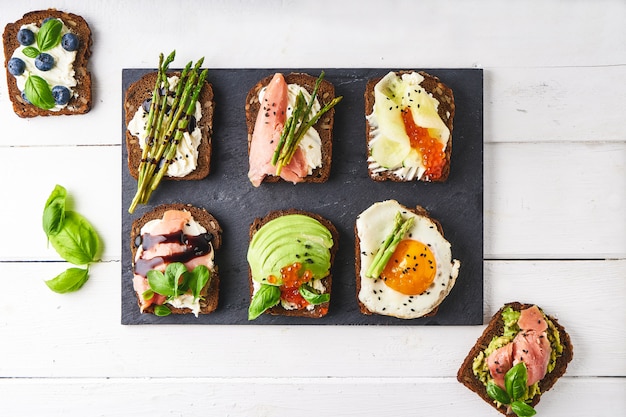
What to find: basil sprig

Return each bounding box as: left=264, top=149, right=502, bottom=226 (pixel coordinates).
left=248, top=284, right=281, bottom=320
left=26, top=18, right=63, bottom=57
left=24, top=75, right=55, bottom=110
left=146, top=263, right=211, bottom=316
left=299, top=283, right=330, bottom=305
left=487, top=363, right=537, bottom=417
left=42, top=185, right=102, bottom=293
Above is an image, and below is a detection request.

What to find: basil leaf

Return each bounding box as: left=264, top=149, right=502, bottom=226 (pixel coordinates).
left=49, top=211, right=100, bottom=265
left=188, top=265, right=210, bottom=300
left=37, top=18, right=62, bottom=51
left=22, top=46, right=40, bottom=58
left=154, top=305, right=172, bottom=317
left=42, top=184, right=67, bottom=237
left=45, top=267, right=89, bottom=293
left=147, top=270, right=175, bottom=297
left=510, top=401, right=537, bottom=417
left=486, top=381, right=511, bottom=405
left=248, top=284, right=281, bottom=320
left=505, top=362, right=528, bottom=401
left=24, top=75, right=55, bottom=110
left=299, top=283, right=330, bottom=305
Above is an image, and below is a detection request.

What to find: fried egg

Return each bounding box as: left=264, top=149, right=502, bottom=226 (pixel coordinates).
left=356, top=199, right=460, bottom=319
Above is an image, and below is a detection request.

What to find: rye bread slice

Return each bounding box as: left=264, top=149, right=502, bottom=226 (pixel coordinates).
left=364, top=70, right=455, bottom=182
left=130, top=203, right=222, bottom=315
left=245, top=72, right=336, bottom=184
left=124, top=71, right=214, bottom=181
left=248, top=209, right=339, bottom=318
left=354, top=202, right=445, bottom=318
left=3, top=9, right=92, bottom=117
left=457, top=302, right=574, bottom=414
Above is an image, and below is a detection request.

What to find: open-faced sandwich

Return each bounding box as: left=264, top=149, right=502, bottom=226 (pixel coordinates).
left=3, top=9, right=92, bottom=117
left=355, top=199, right=460, bottom=319
left=458, top=302, right=573, bottom=416
left=247, top=209, right=338, bottom=320
left=365, top=70, right=455, bottom=182
left=125, top=51, right=213, bottom=213
left=246, top=71, right=342, bottom=187
left=130, top=203, right=221, bottom=317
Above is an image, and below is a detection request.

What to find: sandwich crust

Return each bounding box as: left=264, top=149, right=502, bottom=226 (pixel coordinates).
left=130, top=203, right=222, bottom=315
left=3, top=9, right=92, bottom=117
left=245, top=72, right=336, bottom=184
left=248, top=209, right=339, bottom=318
left=364, top=70, right=455, bottom=182
left=457, top=302, right=574, bottom=414
left=124, top=71, right=214, bottom=181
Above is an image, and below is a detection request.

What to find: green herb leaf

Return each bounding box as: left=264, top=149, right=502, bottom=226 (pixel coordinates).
left=22, top=46, right=40, bottom=58
left=142, top=289, right=154, bottom=301
left=146, top=270, right=173, bottom=297
left=48, top=211, right=101, bottom=266
left=42, top=184, right=67, bottom=237
left=188, top=265, right=210, bottom=300
left=154, top=305, right=172, bottom=317
left=248, top=284, right=281, bottom=320
left=24, top=75, right=55, bottom=110
left=486, top=381, right=511, bottom=405
left=505, top=362, right=529, bottom=401
left=37, top=18, right=63, bottom=51
left=45, top=267, right=89, bottom=293
left=147, top=262, right=189, bottom=297
left=510, top=401, right=537, bottom=417
left=299, top=283, right=330, bottom=305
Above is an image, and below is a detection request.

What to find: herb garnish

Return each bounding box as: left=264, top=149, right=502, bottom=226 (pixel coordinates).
left=487, top=362, right=537, bottom=417
left=365, top=211, right=414, bottom=279
left=145, top=262, right=210, bottom=316
left=248, top=284, right=281, bottom=320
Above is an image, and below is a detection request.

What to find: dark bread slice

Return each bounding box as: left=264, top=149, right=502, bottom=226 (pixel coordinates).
left=248, top=209, right=339, bottom=318
left=354, top=202, right=444, bottom=318
left=130, top=203, right=222, bottom=315
left=457, top=302, right=574, bottom=414
left=3, top=9, right=92, bottom=117
left=364, top=70, right=455, bottom=182
left=245, top=72, right=335, bottom=183
left=124, top=71, right=214, bottom=181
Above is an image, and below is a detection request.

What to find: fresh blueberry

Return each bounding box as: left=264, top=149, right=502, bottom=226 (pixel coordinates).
left=21, top=91, right=31, bottom=104
left=61, top=33, right=79, bottom=51
left=52, top=85, right=71, bottom=105
left=35, top=53, right=54, bottom=71
left=17, top=28, right=35, bottom=46
left=42, top=17, right=54, bottom=24
left=8, top=57, right=25, bottom=76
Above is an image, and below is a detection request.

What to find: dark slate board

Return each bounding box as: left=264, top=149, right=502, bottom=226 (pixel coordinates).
left=121, top=68, right=483, bottom=325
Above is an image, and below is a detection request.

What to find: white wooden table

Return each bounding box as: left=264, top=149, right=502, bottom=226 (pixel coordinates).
left=1, top=1, right=625, bottom=415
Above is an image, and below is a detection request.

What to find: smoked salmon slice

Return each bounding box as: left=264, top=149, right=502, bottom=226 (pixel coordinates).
left=248, top=73, right=309, bottom=186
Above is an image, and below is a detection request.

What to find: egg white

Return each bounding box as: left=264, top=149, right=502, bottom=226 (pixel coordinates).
left=356, top=200, right=460, bottom=319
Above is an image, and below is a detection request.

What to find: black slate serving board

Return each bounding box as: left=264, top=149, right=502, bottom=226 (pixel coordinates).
left=121, top=68, right=483, bottom=325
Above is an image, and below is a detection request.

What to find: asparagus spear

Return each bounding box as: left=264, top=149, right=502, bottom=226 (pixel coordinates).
left=365, top=212, right=414, bottom=279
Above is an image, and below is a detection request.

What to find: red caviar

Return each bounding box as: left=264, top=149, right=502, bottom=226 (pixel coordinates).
left=401, top=108, right=446, bottom=180
left=278, top=262, right=313, bottom=309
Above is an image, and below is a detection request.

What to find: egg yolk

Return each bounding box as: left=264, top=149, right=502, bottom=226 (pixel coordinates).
left=380, top=239, right=436, bottom=295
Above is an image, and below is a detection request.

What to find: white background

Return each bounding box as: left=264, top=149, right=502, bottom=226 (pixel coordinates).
left=1, top=1, right=625, bottom=416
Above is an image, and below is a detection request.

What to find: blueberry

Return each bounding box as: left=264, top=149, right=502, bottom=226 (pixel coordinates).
left=35, top=53, right=54, bottom=71
left=61, top=33, right=79, bottom=51
left=8, top=57, right=25, bottom=76
left=52, top=85, right=71, bottom=105
left=17, top=28, right=35, bottom=46
left=42, top=17, right=54, bottom=24
left=21, top=91, right=31, bottom=104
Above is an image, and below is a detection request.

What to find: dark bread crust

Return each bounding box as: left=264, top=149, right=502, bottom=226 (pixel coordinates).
left=457, top=302, right=574, bottom=414
left=124, top=71, right=214, bottom=181
left=130, top=203, right=222, bottom=315
left=245, top=72, right=335, bottom=184
left=248, top=209, right=339, bottom=318
left=354, top=202, right=443, bottom=317
left=364, top=70, right=455, bottom=182
left=3, top=9, right=92, bottom=117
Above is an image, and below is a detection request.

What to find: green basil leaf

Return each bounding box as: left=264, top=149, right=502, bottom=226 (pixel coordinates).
left=42, top=184, right=67, bottom=237
left=24, top=75, right=55, bottom=110
left=48, top=211, right=100, bottom=265
left=248, top=284, right=281, bottom=320
left=147, top=270, right=175, bottom=297
left=188, top=265, right=210, bottom=300
left=45, top=267, right=89, bottom=293
left=22, top=46, right=40, bottom=58
left=165, top=262, right=189, bottom=297
left=510, top=401, right=537, bottom=417
left=486, top=381, right=511, bottom=405
left=299, top=283, right=330, bottom=305
left=37, top=18, right=63, bottom=51
left=505, top=362, right=528, bottom=401
left=154, top=305, right=172, bottom=317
